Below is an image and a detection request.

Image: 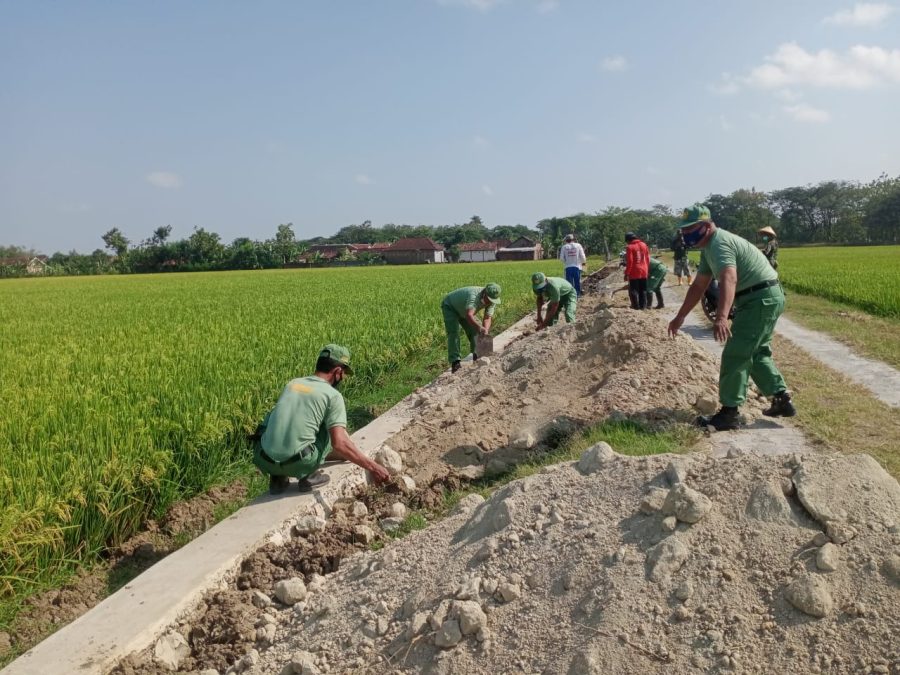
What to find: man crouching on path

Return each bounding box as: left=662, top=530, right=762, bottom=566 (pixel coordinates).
left=253, top=344, right=392, bottom=494
left=441, top=283, right=502, bottom=373
left=667, top=204, right=796, bottom=431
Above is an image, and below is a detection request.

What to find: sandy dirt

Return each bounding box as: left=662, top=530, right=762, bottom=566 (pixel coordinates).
left=106, top=267, right=900, bottom=675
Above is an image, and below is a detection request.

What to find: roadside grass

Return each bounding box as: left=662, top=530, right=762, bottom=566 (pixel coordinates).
left=773, top=336, right=900, bottom=479
left=374, top=418, right=702, bottom=550
left=782, top=292, right=900, bottom=370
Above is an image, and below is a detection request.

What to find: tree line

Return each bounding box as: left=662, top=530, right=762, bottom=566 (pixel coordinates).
left=2, top=173, right=898, bottom=277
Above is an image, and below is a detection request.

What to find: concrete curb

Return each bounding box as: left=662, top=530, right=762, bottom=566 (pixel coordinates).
left=2, top=313, right=536, bottom=675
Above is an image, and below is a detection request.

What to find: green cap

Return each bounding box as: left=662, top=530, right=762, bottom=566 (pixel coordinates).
left=319, top=343, right=353, bottom=374
left=483, top=282, right=502, bottom=304
left=678, top=204, right=712, bottom=229
left=531, top=272, right=547, bottom=291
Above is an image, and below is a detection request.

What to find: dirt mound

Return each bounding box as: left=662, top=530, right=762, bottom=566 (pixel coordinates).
left=108, top=284, right=900, bottom=674
left=248, top=452, right=900, bottom=675
left=389, top=295, right=742, bottom=485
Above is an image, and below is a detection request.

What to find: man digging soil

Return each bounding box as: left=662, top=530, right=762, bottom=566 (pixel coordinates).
left=668, top=204, right=796, bottom=431
left=252, top=344, right=392, bottom=494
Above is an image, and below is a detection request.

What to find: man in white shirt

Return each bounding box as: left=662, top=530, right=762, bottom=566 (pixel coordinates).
left=558, top=234, right=587, bottom=297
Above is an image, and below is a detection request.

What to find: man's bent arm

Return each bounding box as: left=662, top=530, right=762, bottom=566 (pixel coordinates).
left=329, top=426, right=390, bottom=481
left=465, top=307, right=483, bottom=330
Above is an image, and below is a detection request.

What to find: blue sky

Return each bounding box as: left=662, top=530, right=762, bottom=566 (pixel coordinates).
left=2, top=0, right=899, bottom=253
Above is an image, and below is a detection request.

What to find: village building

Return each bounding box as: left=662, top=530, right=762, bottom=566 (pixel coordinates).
left=457, top=241, right=498, bottom=262
left=496, top=237, right=543, bottom=261
left=381, top=237, right=446, bottom=265
left=0, top=255, right=51, bottom=275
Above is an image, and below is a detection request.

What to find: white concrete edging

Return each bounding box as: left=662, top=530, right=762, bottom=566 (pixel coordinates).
left=2, top=311, right=536, bottom=675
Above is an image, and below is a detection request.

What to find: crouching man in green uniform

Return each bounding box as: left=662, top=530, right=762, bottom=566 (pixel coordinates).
left=667, top=204, right=796, bottom=431
left=253, top=344, right=392, bottom=494
left=441, top=283, right=502, bottom=373
left=646, top=258, right=668, bottom=309
left=532, top=272, right=577, bottom=329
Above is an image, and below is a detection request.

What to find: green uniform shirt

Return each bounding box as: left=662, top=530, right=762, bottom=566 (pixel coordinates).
left=534, top=277, right=575, bottom=303
left=260, top=376, right=347, bottom=462
left=697, top=229, right=777, bottom=293
left=443, top=286, right=496, bottom=318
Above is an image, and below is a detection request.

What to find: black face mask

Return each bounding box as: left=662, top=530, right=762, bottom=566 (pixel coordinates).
left=682, top=223, right=709, bottom=248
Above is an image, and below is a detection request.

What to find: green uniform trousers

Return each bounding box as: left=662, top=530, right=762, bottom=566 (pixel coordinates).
left=719, top=285, right=787, bottom=407
left=441, top=300, right=478, bottom=364
left=648, top=267, right=666, bottom=292
left=252, top=439, right=328, bottom=479
left=545, top=293, right=577, bottom=326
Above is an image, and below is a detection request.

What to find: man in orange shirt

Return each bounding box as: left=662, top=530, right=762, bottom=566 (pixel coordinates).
left=624, top=232, right=650, bottom=310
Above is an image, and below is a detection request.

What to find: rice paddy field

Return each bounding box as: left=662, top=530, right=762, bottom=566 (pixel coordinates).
left=777, top=245, right=900, bottom=318
left=0, top=261, right=561, bottom=601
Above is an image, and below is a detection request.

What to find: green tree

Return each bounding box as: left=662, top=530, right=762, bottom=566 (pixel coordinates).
left=101, top=228, right=130, bottom=257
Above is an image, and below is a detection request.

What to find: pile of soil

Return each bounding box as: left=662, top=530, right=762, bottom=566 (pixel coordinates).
left=109, top=274, right=900, bottom=674
left=250, top=450, right=900, bottom=675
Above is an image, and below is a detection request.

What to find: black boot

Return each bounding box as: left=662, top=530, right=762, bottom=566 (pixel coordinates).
left=297, top=470, right=331, bottom=493
left=451, top=360, right=461, bottom=373
left=654, top=290, right=664, bottom=309
left=269, top=474, right=289, bottom=495
left=763, top=391, right=796, bottom=417
left=696, top=406, right=741, bottom=431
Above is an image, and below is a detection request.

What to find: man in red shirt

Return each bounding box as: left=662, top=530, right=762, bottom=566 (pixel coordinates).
left=624, top=232, right=650, bottom=310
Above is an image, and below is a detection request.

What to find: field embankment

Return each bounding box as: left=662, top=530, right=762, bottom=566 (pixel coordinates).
left=0, top=262, right=560, bottom=614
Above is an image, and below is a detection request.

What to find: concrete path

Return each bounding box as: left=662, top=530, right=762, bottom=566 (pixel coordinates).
left=662, top=286, right=812, bottom=459
left=1, top=314, right=538, bottom=675
left=776, top=315, right=900, bottom=408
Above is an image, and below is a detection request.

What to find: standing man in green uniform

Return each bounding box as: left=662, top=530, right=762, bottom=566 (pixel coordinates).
left=253, top=344, right=392, bottom=494
left=646, top=257, right=668, bottom=309
left=667, top=204, right=796, bottom=431
left=441, top=283, right=502, bottom=373
left=531, top=272, right=577, bottom=329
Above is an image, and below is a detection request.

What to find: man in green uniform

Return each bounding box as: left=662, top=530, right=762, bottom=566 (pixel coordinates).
left=531, top=272, right=577, bottom=329
left=667, top=204, right=796, bottom=431
left=253, top=344, right=392, bottom=494
left=646, top=257, right=668, bottom=309
left=441, top=283, right=502, bottom=373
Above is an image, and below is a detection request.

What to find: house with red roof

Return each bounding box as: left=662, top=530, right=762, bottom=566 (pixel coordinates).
left=381, top=237, right=446, bottom=265
left=458, top=240, right=498, bottom=262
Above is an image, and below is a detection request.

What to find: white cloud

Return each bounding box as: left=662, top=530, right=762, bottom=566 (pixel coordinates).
left=600, top=55, right=627, bottom=72
left=146, top=171, right=183, bottom=189
left=784, top=103, right=831, bottom=123
left=577, top=133, right=597, bottom=144
left=709, top=74, right=740, bottom=95
left=824, top=3, right=894, bottom=27
left=473, top=135, right=490, bottom=147
left=437, top=0, right=505, bottom=10
left=482, top=184, right=494, bottom=196
left=536, top=0, right=559, bottom=13
left=355, top=174, right=374, bottom=185
left=746, top=42, right=900, bottom=89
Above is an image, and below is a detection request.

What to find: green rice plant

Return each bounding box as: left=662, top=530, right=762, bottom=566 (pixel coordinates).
left=778, top=246, right=900, bottom=318
left=0, top=260, right=563, bottom=600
